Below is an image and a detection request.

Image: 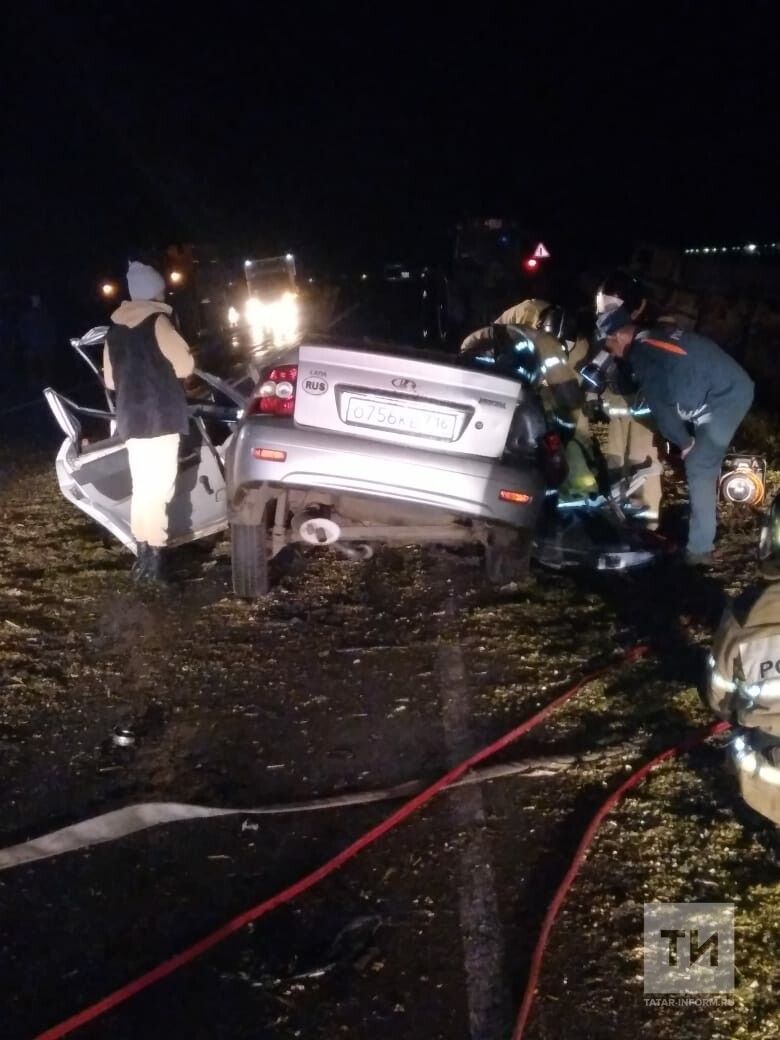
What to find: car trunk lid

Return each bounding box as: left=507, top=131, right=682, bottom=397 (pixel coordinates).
left=293, top=343, right=527, bottom=458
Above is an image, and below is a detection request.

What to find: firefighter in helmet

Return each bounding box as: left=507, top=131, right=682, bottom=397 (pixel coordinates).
left=707, top=496, right=780, bottom=826
left=592, top=270, right=663, bottom=528
left=460, top=298, right=599, bottom=498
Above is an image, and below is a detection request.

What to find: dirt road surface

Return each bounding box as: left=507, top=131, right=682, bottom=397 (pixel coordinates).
left=1, top=414, right=779, bottom=1040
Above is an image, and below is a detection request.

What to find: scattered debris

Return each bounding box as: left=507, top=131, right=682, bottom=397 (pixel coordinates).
left=111, top=726, right=135, bottom=748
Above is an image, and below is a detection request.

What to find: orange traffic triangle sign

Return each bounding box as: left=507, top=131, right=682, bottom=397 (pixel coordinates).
left=532, top=242, right=551, bottom=259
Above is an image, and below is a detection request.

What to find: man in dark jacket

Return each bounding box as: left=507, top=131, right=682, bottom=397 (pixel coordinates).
left=598, top=306, right=753, bottom=565
left=103, top=261, right=194, bottom=583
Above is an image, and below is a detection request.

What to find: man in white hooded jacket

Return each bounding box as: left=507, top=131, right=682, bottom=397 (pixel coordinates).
left=103, top=261, right=194, bottom=583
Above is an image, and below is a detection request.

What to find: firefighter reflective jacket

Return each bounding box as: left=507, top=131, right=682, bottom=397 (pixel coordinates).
left=492, top=300, right=585, bottom=432
left=708, top=581, right=780, bottom=735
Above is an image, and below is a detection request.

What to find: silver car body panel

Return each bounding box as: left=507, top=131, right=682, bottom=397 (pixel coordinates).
left=226, top=340, right=545, bottom=531
left=293, top=343, right=525, bottom=458
left=46, top=389, right=232, bottom=553
left=54, top=439, right=136, bottom=552
left=226, top=417, right=543, bottom=528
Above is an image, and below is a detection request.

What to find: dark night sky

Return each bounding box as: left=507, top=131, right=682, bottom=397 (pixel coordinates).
left=2, top=1, right=779, bottom=296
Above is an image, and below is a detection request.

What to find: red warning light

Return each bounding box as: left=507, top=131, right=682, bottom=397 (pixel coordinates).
left=523, top=257, right=539, bottom=272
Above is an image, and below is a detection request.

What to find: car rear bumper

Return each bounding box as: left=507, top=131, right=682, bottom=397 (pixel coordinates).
left=226, top=418, right=544, bottom=528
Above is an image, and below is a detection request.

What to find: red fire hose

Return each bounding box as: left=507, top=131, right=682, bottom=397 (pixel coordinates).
left=512, top=717, right=731, bottom=1039
left=33, top=645, right=724, bottom=1040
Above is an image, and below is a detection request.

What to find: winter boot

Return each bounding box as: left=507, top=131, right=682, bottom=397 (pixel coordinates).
left=131, top=542, right=150, bottom=582
left=142, top=546, right=168, bottom=586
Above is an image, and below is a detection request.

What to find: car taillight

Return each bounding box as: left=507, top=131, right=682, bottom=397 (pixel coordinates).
left=247, top=365, right=298, bottom=416
left=499, top=489, right=532, bottom=503
left=540, top=430, right=568, bottom=488
left=252, top=448, right=287, bottom=461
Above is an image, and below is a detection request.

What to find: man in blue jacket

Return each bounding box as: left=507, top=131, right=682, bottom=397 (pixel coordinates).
left=598, top=307, right=754, bottom=565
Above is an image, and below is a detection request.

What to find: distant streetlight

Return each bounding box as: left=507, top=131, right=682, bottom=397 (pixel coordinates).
left=101, top=281, right=118, bottom=298
left=169, top=270, right=184, bottom=285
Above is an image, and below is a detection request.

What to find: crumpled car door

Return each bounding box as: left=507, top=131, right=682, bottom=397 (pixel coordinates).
left=44, top=372, right=241, bottom=552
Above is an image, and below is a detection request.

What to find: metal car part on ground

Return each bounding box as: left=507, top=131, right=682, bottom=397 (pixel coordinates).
left=532, top=457, right=667, bottom=572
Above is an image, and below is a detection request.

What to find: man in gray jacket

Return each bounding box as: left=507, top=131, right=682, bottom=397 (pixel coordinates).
left=103, top=261, right=195, bottom=583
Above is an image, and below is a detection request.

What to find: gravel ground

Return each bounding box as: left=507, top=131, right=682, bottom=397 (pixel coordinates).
left=1, top=411, right=779, bottom=1040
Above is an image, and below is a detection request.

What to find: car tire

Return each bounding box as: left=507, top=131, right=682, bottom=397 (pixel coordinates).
left=484, top=531, right=533, bottom=585
left=231, top=522, right=269, bottom=598
left=192, top=533, right=221, bottom=554
left=271, top=544, right=307, bottom=580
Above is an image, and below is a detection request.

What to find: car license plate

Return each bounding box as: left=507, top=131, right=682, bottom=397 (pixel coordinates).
left=343, top=394, right=458, bottom=440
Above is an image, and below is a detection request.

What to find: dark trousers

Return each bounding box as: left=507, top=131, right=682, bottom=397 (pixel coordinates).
left=684, top=384, right=754, bottom=554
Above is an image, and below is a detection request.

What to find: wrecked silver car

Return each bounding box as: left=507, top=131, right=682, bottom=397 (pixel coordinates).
left=224, top=339, right=554, bottom=596
left=45, top=329, right=555, bottom=595
left=45, top=328, right=664, bottom=599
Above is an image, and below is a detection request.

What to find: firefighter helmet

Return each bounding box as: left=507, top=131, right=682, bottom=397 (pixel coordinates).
left=596, top=270, right=647, bottom=319
left=538, top=304, right=576, bottom=345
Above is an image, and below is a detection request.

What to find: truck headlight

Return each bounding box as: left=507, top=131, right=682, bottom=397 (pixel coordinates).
left=273, top=291, right=300, bottom=346
left=245, top=292, right=299, bottom=349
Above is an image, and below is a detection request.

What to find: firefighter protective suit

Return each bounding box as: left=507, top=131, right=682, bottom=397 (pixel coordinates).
left=461, top=299, right=598, bottom=497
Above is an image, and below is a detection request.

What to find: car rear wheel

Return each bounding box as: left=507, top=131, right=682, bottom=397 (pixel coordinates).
left=231, top=522, right=269, bottom=598
left=484, top=529, right=533, bottom=585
